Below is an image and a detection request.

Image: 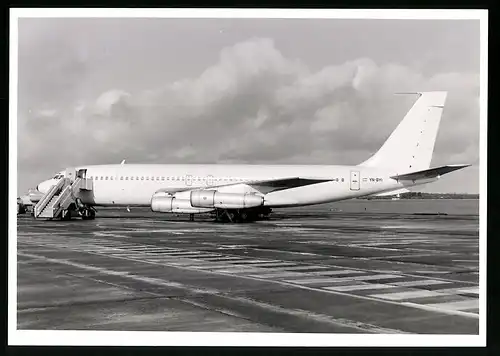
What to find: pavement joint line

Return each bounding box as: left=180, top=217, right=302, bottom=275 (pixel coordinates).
left=18, top=245, right=479, bottom=320
left=17, top=251, right=407, bottom=333
left=17, top=238, right=478, bottom=285
left=185, top=254, right=478, bottom=284
left=400, top=302, right=479, bottom=319
left=18, top=294, right=171, bottom=313
left=171, top=298, right=269, bottom=327
left=212, top=296, right=410, bottom=334
left=162, top=243, right=478, bottom=278
left=365, top=253, right=445, bottom=260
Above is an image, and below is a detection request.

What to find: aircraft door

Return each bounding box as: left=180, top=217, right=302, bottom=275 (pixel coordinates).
left=77, top=168, right=87, bottom=179
left=350, top=171, right=360, bottom=191
left=65, top=167, right=77, bottom=182
left=186, top=175, right=193, bottom=186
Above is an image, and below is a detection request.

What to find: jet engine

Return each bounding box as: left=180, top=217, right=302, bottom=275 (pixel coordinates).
left=151, top=192, right=213, bottom=213
left=190, top=190, right=264, bottom=209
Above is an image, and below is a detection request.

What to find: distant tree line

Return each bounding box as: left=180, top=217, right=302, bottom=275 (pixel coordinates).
left=360, top=192, right=479, bottom=200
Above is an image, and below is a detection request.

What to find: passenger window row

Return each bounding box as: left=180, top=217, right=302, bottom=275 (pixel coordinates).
left=87, top=176, right=246, bottom=182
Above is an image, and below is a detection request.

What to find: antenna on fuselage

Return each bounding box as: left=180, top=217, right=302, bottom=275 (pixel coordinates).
left=393, top=92, right=422, bottom=97
left=120, top=159, right=126, bottom=165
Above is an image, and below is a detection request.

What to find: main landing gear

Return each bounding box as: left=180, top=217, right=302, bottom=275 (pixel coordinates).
left=81, top=208, right=96, bottom=220
left=74, top=198, right=96, bottom=220
left=57, top=206, right=95, bottom=221
left=213, top=207, right=272, bottom=223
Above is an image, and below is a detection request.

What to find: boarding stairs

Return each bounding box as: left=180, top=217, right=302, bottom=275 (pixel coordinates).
left=34, top=169, right=93, bottom=220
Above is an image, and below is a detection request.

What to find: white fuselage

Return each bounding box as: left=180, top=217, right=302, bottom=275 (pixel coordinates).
left=38, top=164, right=435, bottom=208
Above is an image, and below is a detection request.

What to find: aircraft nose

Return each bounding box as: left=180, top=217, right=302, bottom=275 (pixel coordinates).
left=37, top=180, right=51, bottom=194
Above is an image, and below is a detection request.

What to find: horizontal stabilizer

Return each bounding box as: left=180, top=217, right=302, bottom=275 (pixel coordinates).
left=390, top=164, right=471, bottom=181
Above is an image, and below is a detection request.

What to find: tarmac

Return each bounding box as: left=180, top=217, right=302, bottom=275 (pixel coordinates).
left=16, top=203, right=480, bottom=334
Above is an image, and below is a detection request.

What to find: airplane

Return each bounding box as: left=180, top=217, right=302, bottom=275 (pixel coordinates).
left=17, top=189, right=44, bottom=214
left=33, top=91, right=470, bottom=222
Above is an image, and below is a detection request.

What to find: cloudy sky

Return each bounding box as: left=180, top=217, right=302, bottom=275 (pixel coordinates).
left=17, top=17, right=481, bottom=195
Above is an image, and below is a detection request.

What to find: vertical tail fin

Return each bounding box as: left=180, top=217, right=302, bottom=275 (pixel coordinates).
left=359, top=91, right=447, bottom=173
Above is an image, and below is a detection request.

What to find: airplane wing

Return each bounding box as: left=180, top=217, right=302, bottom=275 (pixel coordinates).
left=246, top=177, right=332, bottom=194
left=155, top=177, right=332, bottom=195
left=390, top=164, right=471, bottom=181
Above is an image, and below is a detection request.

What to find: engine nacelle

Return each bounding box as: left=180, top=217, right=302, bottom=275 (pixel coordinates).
left=190, top=190, right=264, bottom=209
left=151, top=192, right=213, bottom=214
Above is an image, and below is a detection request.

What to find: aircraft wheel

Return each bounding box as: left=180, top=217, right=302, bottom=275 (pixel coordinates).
left=214, top=210, right=227, bottom=223
left=239, top=211, right=249, bottom=222
left=227, top=211, right=236, bottom=222
left=216, top=215, right=227, bottom=223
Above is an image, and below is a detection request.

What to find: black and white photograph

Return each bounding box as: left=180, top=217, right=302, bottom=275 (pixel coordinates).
left=10, top=8, right=486, bottom=347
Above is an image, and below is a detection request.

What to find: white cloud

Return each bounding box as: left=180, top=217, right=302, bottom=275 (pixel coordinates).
left=94, top=90, right=131, bottom=116
left=36, top=109, right=58, bottom=117
left=17, top=36, right=480, bottom=194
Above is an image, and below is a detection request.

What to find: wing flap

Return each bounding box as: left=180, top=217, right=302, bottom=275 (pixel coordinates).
left=248, top=177, right=331, bottom=193
left=390, top=164, right=471, bottom=181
